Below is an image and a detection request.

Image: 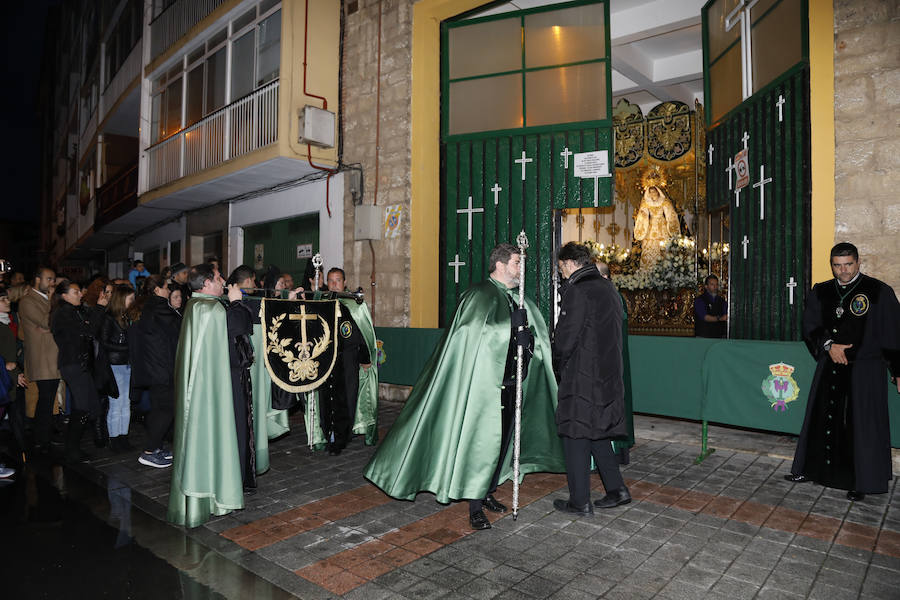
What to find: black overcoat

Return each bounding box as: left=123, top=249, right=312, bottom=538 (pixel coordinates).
left=552, top=265, right=626, bottom=440
left=791, top=274, right=900, bottom=493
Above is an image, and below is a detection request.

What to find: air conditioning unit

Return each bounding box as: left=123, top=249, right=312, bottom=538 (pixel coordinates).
left=298, top=105, right=335, bottom=148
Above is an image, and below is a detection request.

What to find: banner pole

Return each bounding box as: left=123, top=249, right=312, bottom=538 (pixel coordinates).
left=512, top=231, right=529, bottom=520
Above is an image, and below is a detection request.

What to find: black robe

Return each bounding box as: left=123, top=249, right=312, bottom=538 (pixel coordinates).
left=226, top=300, right=256, bottom=488
left=790, top=273, right=900, bottom=493
left=320, top=311, right=372, bottom=450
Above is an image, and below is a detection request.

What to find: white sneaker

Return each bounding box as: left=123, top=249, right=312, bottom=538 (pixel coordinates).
left=0, top=464, right=15, bottom=479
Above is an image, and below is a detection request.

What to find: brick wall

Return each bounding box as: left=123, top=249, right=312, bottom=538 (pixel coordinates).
left=341, top=0, right=414, bottom=327
left=833, top=0, right=900, bottom=295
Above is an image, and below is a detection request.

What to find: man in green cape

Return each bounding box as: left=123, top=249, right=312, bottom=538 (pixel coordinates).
left=167, top=266, right=245, bottom=528
left=364, top=243, right=565, bottom=530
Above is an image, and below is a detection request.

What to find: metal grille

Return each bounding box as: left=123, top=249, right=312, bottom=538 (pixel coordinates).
left=706, top=66, right=811, bottom=341
left=150, top=0, right=227, bottom=62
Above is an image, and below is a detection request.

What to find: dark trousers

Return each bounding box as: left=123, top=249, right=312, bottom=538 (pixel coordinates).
left=562, top=436, right=626, bottom=507
left=320, top=365, right=355, bottom=450
left=469, top=389, right=515, bottom=515
left=33, top=379, right=60, bottom=446
left=230, top=367, right=255, bottom=487
left=144, top=384, right=174, bottom=452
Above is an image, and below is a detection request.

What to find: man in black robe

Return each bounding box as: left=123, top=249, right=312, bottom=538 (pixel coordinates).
left=785, top=243, right=900, bottom=501
left=319, top=268, right=372, bottom=456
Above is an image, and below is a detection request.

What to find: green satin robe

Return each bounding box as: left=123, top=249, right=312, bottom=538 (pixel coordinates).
left=167, top=293, right=244, bottom=528
left=302, top=299, right=379, bottom=448
left=364, top=278, right=565, bottom=503
left=612, top=293, right=635, bottom=454
left=249, top=324, right=291, bottom=473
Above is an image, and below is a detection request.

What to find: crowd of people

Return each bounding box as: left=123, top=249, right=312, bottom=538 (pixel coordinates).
left=0, top=256, right=374, bottom=487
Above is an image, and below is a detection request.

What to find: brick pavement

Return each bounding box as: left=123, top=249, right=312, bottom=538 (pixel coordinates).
left=75, top=402, right=900, bottom=599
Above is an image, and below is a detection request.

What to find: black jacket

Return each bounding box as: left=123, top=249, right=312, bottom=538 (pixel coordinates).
left=50, top=303, right=97, bottom=372
left=552, top=265, right=626, bottom=440
left=129, top=295, right=182, bottom=387
left=100, top=312, right=130, bottom=365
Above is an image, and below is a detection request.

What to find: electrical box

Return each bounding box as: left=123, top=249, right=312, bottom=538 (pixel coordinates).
left=298, top=105, right=335, bottom=148
left=354, top=205, right=382, bottom=241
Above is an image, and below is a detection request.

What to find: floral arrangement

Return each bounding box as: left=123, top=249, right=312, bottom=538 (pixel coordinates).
left=582, top=235, right=701, bottom=291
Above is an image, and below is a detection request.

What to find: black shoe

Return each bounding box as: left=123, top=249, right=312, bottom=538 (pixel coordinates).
left=593, top=487, right=632, bottom=509
left=553, top=498, right=594, bottom=516
left=469, top=509, right=491, bottom=530
left=483, top=494, right=507, bottom=513
left=784, top=474, right=809, bottom=483
left=847, top=490, right=865, bottom=501
left=66, top=450, right=93, bottom=464
left=327, top=444, right=342, bottom=456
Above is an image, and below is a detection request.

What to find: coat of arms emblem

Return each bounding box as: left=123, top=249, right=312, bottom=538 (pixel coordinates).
left=760, top=362, right=800, bottom=412
left=261, top=299, right=341, bottom=392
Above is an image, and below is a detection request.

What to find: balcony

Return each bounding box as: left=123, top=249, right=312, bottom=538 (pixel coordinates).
left=146, top=79, right=279, bottom=191
left=95, top=162, right=138, bottom=230
left=101, top=42, right=141, bottom=121
left=150, top=0, right=227, bottom=62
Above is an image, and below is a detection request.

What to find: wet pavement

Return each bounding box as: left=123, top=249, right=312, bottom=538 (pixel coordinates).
left=3, top=403, right=899, bottom=599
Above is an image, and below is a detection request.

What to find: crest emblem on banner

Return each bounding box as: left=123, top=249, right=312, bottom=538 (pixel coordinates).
left=261, top=299, right=341, bottom=392
left=760, top=362, right=800, bottom=412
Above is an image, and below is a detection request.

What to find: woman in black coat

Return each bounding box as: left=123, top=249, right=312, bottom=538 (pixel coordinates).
left=552, top=242, right=630, bottom=513
left=50, top=280, right=102, bottom=462
left=129, top=275, right=181, bottom=467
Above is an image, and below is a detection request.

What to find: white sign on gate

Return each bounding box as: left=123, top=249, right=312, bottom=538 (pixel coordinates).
left=296, top=243, right=313, bottom=259
left=573, top=150, right=611, bottom=179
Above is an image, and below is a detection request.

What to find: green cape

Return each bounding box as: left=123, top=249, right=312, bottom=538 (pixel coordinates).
left=167, top=293, right=243, bottom=528
left=364, top=278, right=565, bottom=503
left=302, top=299, right=379, bottom=448
left=612, top=293, right=635, bottom=454
left=249, top=323, right=291, bottom=473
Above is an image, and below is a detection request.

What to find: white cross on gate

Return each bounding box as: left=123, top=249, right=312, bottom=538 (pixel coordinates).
left=491, top=183, right=502, bottom=206
left=707, top=144, right=714, bottom=165
left=515, top=151, right=533, bottom=181
left=741, top=131, right=750, bottom=150
left=560, top=147, right=573, bottom=170
left=726, top=157, right=736, bottom=190
left=786, top=277, right=798, bottom=305
left=456, top=196, right=484, bottom=240
left=752, top=164, right=773, bottom=220
left=593, top=177, right=600, bottom=207
left=742, top=235, right=750, bottom=259
left=776, top=95, right=785, bottom=122
left=448, top=254, right=466, bottom=284
left=734, top=186, right=742, bottom=207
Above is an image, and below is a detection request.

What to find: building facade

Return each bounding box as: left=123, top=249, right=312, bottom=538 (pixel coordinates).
left=38, top=0, right=898, bottom=332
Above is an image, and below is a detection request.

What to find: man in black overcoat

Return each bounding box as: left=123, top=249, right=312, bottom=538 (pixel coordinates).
left=785, top=243, right=900, bottom=501
left=552, top=242, right=631, bottom=515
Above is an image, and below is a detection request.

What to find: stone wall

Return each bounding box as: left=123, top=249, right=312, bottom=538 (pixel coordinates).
left=340, top=0, right=414, bottom=327
left=833, top=0, right=900, bottom=295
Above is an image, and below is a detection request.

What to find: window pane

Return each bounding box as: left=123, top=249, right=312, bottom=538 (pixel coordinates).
left=706, top=0, right=741, bottom=61
left=186, top=65, right=204, bottom=125
left=234, top=7, right=256, bottom=33
left=449, top=73, right=522, bottom=135
left=525, top=63, right=605, bottom=127
left=708, top=43, right=742, bottom=122
left=151, top=93, right=162, bottom=143
left=751, top=0, right=803, bottom=92
left=187, top=45, right=205, bottom=66
left=231, top=30, right=255, bottom=100
left=208, top=27, right=227, bottom=51
left=524, top=5, right=605, bottom=69
left=206, top=47, right=227, bottom=112
left=257, top=10, right=281, bottom=86
left=448, top=17, right=521, bottom=79
left=260, top=0, right=280, bottom=15
left=164, top=79, right=182, bottom=137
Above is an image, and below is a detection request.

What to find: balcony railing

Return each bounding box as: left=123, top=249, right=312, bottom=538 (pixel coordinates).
left=101, top=42, right=142, bottom=120
left=146, top=79, right=279, bottom=191
left=96, top=161, right=138, bottom=229
left=150, top=0, right=227, bottom=62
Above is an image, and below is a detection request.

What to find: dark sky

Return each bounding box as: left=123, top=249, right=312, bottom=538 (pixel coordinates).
left=1, top=1, right=57, bottom=224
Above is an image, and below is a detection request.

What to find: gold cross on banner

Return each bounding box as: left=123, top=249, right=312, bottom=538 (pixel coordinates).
left=289, top=305, right=318, bottom=354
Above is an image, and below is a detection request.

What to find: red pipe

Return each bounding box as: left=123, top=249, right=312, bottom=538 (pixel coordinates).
left=303, top=0, right=337, bottom=217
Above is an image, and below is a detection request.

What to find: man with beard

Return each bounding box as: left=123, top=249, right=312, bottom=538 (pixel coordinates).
left=365, top=243, right=564, bottom=530
left=785, top=243, right=900, bottom=501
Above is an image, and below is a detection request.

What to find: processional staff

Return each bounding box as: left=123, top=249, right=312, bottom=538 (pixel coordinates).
left=512, top=230, right=528, bottom=520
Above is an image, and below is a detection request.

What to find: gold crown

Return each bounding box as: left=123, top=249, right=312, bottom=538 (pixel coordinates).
left=641, top=166, right=667, bottom=190
left=769, top=363, right=795, bottom=377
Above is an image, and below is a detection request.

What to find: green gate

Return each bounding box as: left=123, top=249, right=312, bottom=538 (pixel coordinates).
left=242, top=214, right=319, bottom=283
left=441, top=0, right=612, bottom=325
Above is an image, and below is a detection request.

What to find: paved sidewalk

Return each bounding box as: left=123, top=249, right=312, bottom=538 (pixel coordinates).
left=71, top=403, right=900, bottom=599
